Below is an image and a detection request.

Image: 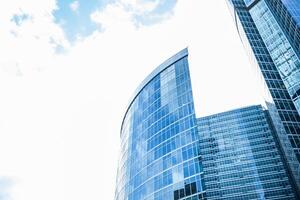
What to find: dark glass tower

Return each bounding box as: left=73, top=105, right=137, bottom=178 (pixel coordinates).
left=227, top=0, right=300, bottom=192
left=198, top=105, right=297, bottom=199
left=114, top=49, right=205, bottom=200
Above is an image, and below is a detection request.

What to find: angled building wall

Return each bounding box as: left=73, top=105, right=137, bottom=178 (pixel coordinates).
left=197, top=105, right=298, bottom=199
left=227, top=0, right=300, bottom=192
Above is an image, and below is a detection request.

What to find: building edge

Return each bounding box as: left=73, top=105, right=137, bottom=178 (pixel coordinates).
left=120, top=47, right=189, bottom=135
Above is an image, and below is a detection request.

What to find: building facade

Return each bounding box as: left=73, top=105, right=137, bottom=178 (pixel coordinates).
left=198, top=105, right=297, bottom=199
left=115, top=49, right=299, bottom=199
left=114, top=49, right=205, bottom=200
left=227, top=0, right=300, bottom=192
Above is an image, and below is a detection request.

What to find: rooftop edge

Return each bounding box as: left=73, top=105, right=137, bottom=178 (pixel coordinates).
left=120, top=48, right=189, bottom=135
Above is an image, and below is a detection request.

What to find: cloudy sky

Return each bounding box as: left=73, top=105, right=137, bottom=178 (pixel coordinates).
left=0, top=0, right=264, bottom=199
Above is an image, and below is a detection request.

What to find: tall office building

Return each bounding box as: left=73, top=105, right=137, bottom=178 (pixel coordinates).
left=114, top=49, right=206, bottom=200
left=115, top=49, right=299, bottom=199
left=198, top=105, right=297, bottom=199
left=227, top=0, right=300, bottom=192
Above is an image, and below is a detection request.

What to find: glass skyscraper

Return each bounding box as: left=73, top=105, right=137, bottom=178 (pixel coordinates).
left=227, top=0, right=300, bottom=192
left=115, top=49, right=299, bottom=199
left=198, top=105, right=297, bottom=199
left=114, top=49, right=205, bottom=200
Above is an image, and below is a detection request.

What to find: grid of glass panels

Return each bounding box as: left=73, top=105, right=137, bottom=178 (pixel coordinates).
left=197, top=105, right=297, bottom=199
left=115, top=50, right=205, bottom=200
left=249, top=0, right=300, bottom=118
left=281, top=0, right=300, bottom=25
left=266, top=0, right=300, bottom=57
left=264, top=0, right=300, bottom=115
left=227, top=0, right=300, bottom=192
left=243, top=0, right=256, bottom=6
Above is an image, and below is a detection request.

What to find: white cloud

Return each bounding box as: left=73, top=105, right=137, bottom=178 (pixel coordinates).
left=70, top=1, right=79, bottom=12
left=90, top=3, right=134, bottom=30
left=90, top=0, right=166, bottom=30
left=120, top=0, right=160, bottom=13
left=0, top=177, right=14, bottom=200
left=0, top=1, right=68, bottom=200
left=0, top=0, right=69, bottom=76
left=0, top=0, right=264, bottom=200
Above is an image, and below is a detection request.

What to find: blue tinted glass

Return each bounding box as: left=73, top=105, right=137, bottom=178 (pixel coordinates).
left=227, top=0, right=300, bottom=192
left=198, top=105, right=297, bottom=199
left=243, top=0, right=255, bottom=6
left=282, top=0, right=300, bottom=25
left=115, top=49, right=205, bottom=200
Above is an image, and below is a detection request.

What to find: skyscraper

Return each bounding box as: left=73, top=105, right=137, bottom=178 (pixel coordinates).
left=114, top=49, right=299, bottom=199
left=198, top=105, right=298, bottom=199
left=114, top=49, right=206, bottom=200
left=227, top=0, right=300, bottom=192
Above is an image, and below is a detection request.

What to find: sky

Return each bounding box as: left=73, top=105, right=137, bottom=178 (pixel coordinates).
left=0, top=0, right=265, bottom=200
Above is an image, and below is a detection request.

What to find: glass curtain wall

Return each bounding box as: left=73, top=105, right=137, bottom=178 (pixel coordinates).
left=115, top=49, right=205, bottom=200
left=227, top=0, right=300, bottom=193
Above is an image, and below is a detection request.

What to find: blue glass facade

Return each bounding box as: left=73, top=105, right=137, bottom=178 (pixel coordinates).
left=115, top=49, right=205, bottom=200
left=197, top=105, right=297, bottom=199
left=227, top=0, right=300, bottom=193
left=268, top=0, right=300, bottom=56
left=249, top=0, right=300, bottom=117
left=282, top=0, right=300, bottom=25
left=265, top=0, right=300, bottom=112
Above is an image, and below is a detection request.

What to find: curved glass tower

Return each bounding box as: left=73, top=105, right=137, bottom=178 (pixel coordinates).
left=114, top=48, right=205, bottom=200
